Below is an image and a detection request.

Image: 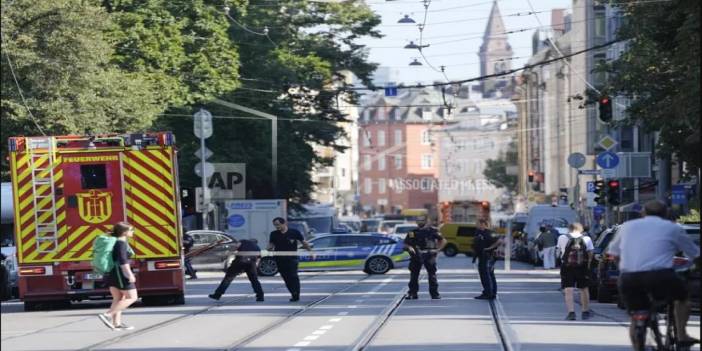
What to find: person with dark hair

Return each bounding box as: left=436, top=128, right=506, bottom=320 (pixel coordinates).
left=609, top=200, right=700, bottom=347
left=98, top=222, right=138, bottom=331
left=404, top=216, right=445, bottom=299
left=209, top=239, right=264, bottom=302
left=473, top=219, right=502, bottom=300
left=268, top=217, right=313, bottom=301
left=182, top=232, right=197, bottom=279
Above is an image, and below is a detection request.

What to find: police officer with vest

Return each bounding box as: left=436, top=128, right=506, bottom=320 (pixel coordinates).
left=404, top=216, right=446, bottom=300
left=209, top=238, right=264, bottom=301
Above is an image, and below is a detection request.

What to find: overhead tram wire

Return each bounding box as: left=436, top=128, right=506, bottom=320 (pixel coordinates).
left=222, top=5, right=278, bottom=48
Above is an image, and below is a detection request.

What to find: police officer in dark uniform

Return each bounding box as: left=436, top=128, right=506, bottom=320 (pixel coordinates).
left=268, top=217, right=313, bottom=302
left=472, top=219, right=503, bottom=300
left=183, top=232, right=197, bottom=279
left=404, top=216, right=446, bottom=300
left=209, top=239, right=264, bottom=301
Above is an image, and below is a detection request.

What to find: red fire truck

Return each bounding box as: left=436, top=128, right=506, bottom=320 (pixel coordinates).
left=438, top=200, right=491, bottom=224
left=8, top=132, right=185, bottom=310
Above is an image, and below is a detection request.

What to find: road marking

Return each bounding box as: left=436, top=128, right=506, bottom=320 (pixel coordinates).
left=337, top=311, right=349, bottom=316
left=329, top=318, right=343, bottom=322
left=312, top=330, right=328, bottom=335
left=293, top=341, right=311, bottom=347
left=355, top=299, right=364, bottom=302
left=286, top=349, right=301, bottom=351
left=320, top=325, right=335, bottom=330
left=347, top=305, right=358, bottom=308
left=304, top=335, right=320, bottom=341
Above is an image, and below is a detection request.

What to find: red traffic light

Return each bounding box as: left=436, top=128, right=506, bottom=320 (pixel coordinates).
left=481, top=201, right=489, bottom=208
left=608, top=180, right=620, bottom=188
left=600, top=97, right=610, bottom=104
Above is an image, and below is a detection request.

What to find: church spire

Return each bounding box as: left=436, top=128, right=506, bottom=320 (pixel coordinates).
left=483, top=0, right=507, bottom=41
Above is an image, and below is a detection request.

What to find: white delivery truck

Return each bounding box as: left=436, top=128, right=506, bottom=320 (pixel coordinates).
left=224, top=200, right=287, bottom=246
left=288, top=203, right=338, bottom=236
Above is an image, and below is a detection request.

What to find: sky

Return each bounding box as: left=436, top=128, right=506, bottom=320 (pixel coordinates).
left=358, top=0, right=573, bottom=86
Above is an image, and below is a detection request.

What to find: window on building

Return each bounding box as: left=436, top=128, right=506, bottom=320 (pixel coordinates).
left=378, top=178, right=386, bottom=194
left=377, top=108, right=385, bottom=121
left=393, top=108, right=402, bottom=121
left=364, top=178, right=372, bottom=194
left=421, top=129, right=431, bottom=145
left=593, top=52, right=607, bottom=85
left=394, top=155, right=403, bottom=170
left=364, top=154, right=372, bottom=171
left=594, top=10, right=606, bottom=39
left=363, top=130, right=371, bottom=147
left=341, top=168, right=346, bottom=177
left=377, top=130, right=385, bottom=146
left=394, top=129, right=402, bottom=146
left=421, top=107, right=432, bottom=121
left=421, top=154, right=433, bottom=169
left=363, top=109, right=370, bottom=121
left=378, top=156, right=386, bottom=171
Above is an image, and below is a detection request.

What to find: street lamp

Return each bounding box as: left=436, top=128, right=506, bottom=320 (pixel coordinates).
left=398, top=15, right=416, bottom=23
left=409, top=58, right=423, bottom=66
left=404, top=41, right=430, bottom=50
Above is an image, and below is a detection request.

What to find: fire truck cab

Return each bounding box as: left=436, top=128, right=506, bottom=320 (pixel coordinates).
left=8, top=132, right=185, bottom=311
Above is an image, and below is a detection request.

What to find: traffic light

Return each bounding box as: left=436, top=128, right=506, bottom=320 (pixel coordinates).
left=598, top=95, right=613, bottom=123
left=607, top=180, right=620, bottom=206
left=180, top=187, right=195, bottom=215
left=528, top=171, right=534, bottom=182
left=594, top=180, right=606, bottom=205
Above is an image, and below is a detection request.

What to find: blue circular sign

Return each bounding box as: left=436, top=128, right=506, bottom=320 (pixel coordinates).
left=227, top=214, right=246, bottom=228
left=596, top=151, right=619, bottom=169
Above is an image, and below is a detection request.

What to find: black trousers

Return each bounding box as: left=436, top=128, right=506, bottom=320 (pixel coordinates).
left=213, top=259, right=264, bottom=298
left=276, top=257, right=300, bottom=297
left=408, top=253, right=439, bottom=296
left=478, top=254, right=497, bottom=297
left=184, top=258, right=197, bottom=278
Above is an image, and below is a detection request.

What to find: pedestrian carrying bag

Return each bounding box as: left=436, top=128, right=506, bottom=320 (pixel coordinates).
left=92, top=235, right=117, bottom=274
left=563, top=235, right=588, bottom=268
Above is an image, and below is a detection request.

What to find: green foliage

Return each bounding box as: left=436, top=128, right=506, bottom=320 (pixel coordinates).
left=157, top=0, right=381, bottom=202
left=601, top=0, right=700, bottom=170
left=1, top=0, right=165, bottom=179
left=677, top=209, right=700, bottom=224
left=483, top=141, right=518, bottom=192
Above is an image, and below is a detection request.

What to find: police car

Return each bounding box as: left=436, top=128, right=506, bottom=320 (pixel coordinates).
left=258, top=233, right=410, bottom=276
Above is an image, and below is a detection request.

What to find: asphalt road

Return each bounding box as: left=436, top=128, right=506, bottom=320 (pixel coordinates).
left=1, top=255, right=700, bottom=351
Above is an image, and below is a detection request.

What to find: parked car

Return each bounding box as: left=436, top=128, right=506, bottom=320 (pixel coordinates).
left=186, top=230, right=239, bottom=271
left=390, top=223, right=417, bottom=238
left=257, top=233, right=409, bottom=276
left=361, top=218, right=380, bottom=232
left=378, top=220, right=406, bottom=234
left=439, top=223, right=479, bottom=257
left=339, top=216, right=362, bottom=233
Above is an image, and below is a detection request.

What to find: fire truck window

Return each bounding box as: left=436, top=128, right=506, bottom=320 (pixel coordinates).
left=80, top=164, right=107, bottom=189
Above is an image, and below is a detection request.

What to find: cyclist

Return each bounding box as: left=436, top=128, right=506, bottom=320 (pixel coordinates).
left=607, top=200, right=700, bottom=349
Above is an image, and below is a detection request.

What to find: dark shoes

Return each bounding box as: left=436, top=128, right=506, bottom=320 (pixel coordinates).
left=208, top=294, right=220, bottom=301
left=405, top=293, right=418, bottom=300
left=289, top=295, right=300, bottom=302
left=256, top=296, right=264, bottom=302
left=566, top=312, right=576, bottom=321
left=581, top=310, right=592, bottom=320
left=474, top=295, right=495, bottom=300
left=431, top=294, right=441, bottom=300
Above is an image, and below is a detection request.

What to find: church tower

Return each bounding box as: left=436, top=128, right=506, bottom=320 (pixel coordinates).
left=478, top=1, right=514, bottom=97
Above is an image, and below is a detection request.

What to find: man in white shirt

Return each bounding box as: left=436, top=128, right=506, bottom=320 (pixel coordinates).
left=558, top=222, right=594, bottom=320
left=608, top=200, right=699, bottom=347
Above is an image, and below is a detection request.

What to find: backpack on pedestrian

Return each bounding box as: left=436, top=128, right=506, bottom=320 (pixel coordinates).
left=562, top=235, right=589, bottom=268
left=92, top=235, right=117, bottom=274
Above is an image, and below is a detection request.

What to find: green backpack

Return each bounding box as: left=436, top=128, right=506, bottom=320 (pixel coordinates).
left=92, top=235, right=117, bottom=274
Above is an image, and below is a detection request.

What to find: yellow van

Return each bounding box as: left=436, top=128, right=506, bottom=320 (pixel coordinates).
left=439, top=223, right=479, bottom=257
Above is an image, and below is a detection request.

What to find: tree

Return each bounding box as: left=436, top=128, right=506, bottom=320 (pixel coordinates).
left=155, top=0, right=381, bottom=203
left=600, top=0, right=700, bottom=171
left=1, top=0, right=165, bottom=180
left=483, top=141, right=518, bottom=192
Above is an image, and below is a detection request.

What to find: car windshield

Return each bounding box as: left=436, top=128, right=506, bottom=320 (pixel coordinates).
left=394, top=226, right=414, bottom=234
left=340, top=221, right=361, bottom=232
left=303, top=217, right=333, bottom=234
left=362, top=220, right=380, bottom=232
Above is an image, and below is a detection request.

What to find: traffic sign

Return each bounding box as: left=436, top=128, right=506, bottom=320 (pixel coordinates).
left=193, top=109, right=213, bottom=139
left=578, top=169, right=601, bottom=175
left=384, top=86, right=398, bottom=97
left=596, top=151, right=620, bottom=169
left=194, top=162, right=214, bottom=178
left=598, top=135, right=618, bottom=150
left=672, top=184, right=687, bottom=205
left=194, top=147, right=213, bottom=160
left=586, top=181, right=596, bottom=193
left=567, top=152, right=586, bottom=169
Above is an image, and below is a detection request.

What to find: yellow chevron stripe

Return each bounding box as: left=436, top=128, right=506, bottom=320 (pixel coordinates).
left=19, top=195, right=52, bottom=229
left=150, top=149, right=173, bottom=170
left=128, top=212, right=174, bottom=253
left=128, top=186, right=175, bottom=224
left=123, top=169, right=175, bottom=209
left=131, top=151, right=172, bottom=181
left=16, top=154, right=29, bottom=169
left=131, top=235, right=157, bottom=257
left=125, top=156, right=174, bottom=194
left=69, top=228, right=103, bottom=259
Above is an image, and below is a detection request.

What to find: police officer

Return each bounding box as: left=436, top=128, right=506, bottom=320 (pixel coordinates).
left=473, top=219, right=502, bottom=300
left=404, top=216, right=445, bottom=300
left=183, top=232, right=197, bottom=279
left=209, top=239, right=264, bottom=301
left=268, top=217, right=313, bottom=302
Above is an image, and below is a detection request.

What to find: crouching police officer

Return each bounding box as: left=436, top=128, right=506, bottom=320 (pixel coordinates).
left=404, top=216, right=446, bottom=299
left=209, top=239, right=264, bottom=302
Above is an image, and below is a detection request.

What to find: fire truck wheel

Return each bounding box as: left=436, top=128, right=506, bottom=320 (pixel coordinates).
left=24, top=301, right=40, bottom=311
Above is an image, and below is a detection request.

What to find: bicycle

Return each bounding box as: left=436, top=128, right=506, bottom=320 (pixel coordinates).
left=629, top=261, right=698, bottom=351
